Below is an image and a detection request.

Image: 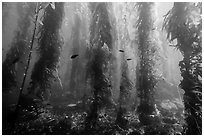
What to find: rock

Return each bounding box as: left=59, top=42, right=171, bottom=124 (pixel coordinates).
left=162, top=117, right=177, bottom=124
left=160, top=100, right=178, bottom=110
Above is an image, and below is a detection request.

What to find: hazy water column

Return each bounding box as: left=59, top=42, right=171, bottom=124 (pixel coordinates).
left=2, top=3, right=36, bottom=91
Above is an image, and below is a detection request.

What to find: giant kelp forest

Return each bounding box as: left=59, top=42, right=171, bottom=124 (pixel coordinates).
left=2, top=2, right=202, bottom=135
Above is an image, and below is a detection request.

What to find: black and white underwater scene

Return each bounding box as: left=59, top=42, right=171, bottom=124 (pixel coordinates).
left=2, top=2, right=202, bottom=135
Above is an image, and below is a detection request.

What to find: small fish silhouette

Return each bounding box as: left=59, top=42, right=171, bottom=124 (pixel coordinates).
left=119, top=50, right=124, bottom=52
left=70, top=54, right=79, bottom=59
left=127, top=58, right=132, bottom=61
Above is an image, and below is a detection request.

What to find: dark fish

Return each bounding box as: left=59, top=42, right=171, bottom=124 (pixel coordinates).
left=127, top=58, right=132, bottom=61
left=119, top=50, right=124, bottom=52
left=152, top=28, right=156, bottom=30
left=70, top=54, right=79, bottom=59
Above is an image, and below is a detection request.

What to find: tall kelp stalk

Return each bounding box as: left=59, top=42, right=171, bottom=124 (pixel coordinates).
left=119, top=58, right=132, bottom=108
left=29, top=3, right=64, bottom=101
left=136, top=2, right=160, bottom=125
left=85, top=2, right=113, bottom=130
left=163, top=2, right=202, bottom=134
left=116, top=55, right=132, bottom=126
left=2, top=3, right=35, bottom=92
